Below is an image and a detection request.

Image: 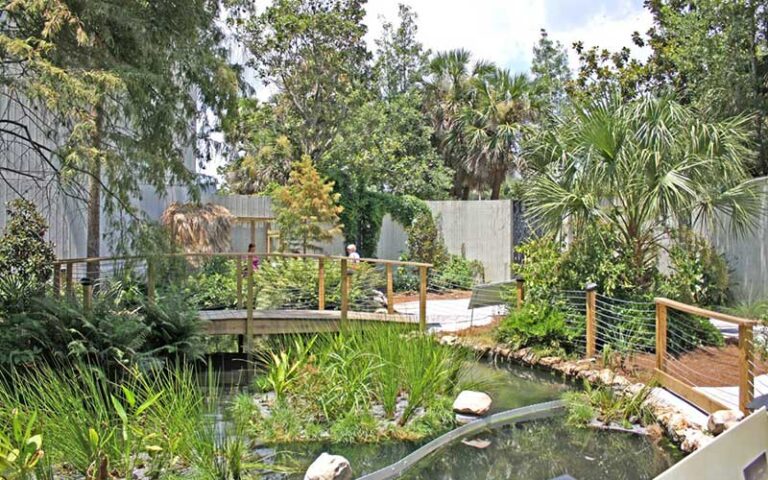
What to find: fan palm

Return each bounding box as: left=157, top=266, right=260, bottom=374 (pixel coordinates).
left=425, top=49, right=494, bottom=199
left=457, top=68, right=534, bottom=199
left=524, top=92, right=760, bottom=285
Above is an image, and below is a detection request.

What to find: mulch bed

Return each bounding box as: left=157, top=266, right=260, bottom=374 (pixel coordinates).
left=613, top=344, right=768, bottom=387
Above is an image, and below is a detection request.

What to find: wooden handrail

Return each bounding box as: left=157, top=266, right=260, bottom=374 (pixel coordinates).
left=52, top=251, right=433, bottom=268
left=654, top=297, right=758, bottom=326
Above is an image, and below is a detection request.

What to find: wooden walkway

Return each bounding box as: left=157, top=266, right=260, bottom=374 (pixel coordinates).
left=199, top=309, right=418, bottom=335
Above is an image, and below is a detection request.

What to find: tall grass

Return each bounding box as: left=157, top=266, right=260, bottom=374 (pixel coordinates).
left=0, top=363, right=275, bottom=480
left=255, top=324, right=469, bottom=441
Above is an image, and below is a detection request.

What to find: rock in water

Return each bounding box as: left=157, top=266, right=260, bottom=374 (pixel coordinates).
left=453, top=390, right=492, bottom=416
left=304, top=453, right=352, bottom=480
left=707, top=409, right=745, bottom=435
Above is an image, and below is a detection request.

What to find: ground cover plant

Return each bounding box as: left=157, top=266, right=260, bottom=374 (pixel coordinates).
left=246, top=325, right=469, bottom=443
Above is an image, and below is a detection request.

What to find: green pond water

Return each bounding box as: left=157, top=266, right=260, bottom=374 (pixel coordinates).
left=258, top=360, right=682, bottom=480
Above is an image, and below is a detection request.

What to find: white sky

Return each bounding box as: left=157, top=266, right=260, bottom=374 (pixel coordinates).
left=201, top=0, right=652, bottom=178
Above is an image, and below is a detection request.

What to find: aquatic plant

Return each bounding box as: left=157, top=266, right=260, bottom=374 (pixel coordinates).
left=252, top=324, right=468, bottom=443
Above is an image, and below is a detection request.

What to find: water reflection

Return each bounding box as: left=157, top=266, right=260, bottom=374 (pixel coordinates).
left=400, top=417, right=681, bottom=480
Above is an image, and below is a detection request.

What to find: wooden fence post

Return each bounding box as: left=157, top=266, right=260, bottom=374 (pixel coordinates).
left=246, top=254, right=255, bottom=354
left=739, top=323, right=755, bottom=414
left=516, top=277, right=525, bottom=310
left=65, top=263, right=74, bottom=299
left=656, top=301, right=668, bottom=372
left=147, top=259, right=156, bottom=306
left=318, top=258, right=326, bottom=311
left=81, top=278, right=93, bottom=313
left=249, top=220, right=256, bottom=247
left=419, top=265, right=428, bottom=331
left=386, top=264, right=394, bottom=315
left=236, top=257, right=244, bottom=309
left=340, top=259, right=349, bottom=323
left=52, top=264, right=61, bottom=297
left=585, top=283, right=597, bottom=358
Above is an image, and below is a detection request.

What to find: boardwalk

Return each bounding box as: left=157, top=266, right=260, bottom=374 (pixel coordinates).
left=199, top=309, right=418, bottom=335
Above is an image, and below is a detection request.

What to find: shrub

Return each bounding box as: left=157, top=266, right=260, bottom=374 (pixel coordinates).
left=254, top=258, right=382, bottom=310
left=406, top=211, right=448, bottom=267
left=495, top=302, right=584, bottom=355
left=182, top=257, right=238, bottom=310
left=0, top=199, right=55, bottom=302
left=432, top=255, right=484, bottom=290
left=0, top=282, right=204, bottom=369
left=660, top=228, right=730, bottom=307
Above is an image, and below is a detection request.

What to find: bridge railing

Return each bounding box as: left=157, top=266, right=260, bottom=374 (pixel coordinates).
left=50, top=252, right=433, bottom=332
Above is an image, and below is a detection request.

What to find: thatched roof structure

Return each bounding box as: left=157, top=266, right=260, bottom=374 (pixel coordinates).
left=161, top=202, right=234, bottom=257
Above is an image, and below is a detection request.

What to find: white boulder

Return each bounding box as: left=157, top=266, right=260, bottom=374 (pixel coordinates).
left=304, top=453, right=353, bottom=480
left=707, top=409, right=745, bottom=436
left=453, top=391, right=492, bottom=416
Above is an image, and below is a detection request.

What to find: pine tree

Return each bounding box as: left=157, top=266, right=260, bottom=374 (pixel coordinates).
left=531, top=29, right=571, bottom=117
left=274, top=156, right=344, bottom=254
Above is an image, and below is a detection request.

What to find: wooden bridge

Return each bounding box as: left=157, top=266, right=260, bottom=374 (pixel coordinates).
left=199, top=309, right=419, bottom=335
left=52, top=252, right=432, bottom=350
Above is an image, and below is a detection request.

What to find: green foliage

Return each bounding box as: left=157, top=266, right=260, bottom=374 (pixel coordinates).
left=495, top=303, right=584, bottom=356
left=525, top=93, right=758, bottom=291
left=564, top=381, right=655, bottom=429
left=0, top=200, right=55, bottom=303
left=0, top=283, right=203, bottom=369
left=660, top=228, right=730, bottom=307
left=0, top=364, right=276, bottom=479
left=1, top=0, right=238, bottom=246
left=432, top=255, right=484, bottom=290
left=254, top=258, right=382, bottom=310
left=405, top=211, right=448, bottom=267
left=0, top=409, right=44, bottom=480
left=273, top=155, right=344, bottom=253
left=182, top=258, right=238, bottom=310
left=251, top=326, right=466, bottom=443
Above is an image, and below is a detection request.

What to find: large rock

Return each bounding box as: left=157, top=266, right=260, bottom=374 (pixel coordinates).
left=304, top=453, right=352, bottom=480
left=707, top=409, right=745, bottom=436
left=453, top=391, right=492, bottom=416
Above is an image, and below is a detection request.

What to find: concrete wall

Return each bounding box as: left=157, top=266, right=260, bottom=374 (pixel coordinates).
left=705, top=177, right=768, bottom=303
left=375, top=200, right=515, bottom=283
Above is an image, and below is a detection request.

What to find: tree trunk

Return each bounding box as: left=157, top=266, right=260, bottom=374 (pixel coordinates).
left=490, top=170, right=504, bottom=200
left=86, top=103, right=103, bottom=281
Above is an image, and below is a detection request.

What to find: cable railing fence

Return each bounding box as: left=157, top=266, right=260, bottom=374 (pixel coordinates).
left=513, top=280, right=762, bottom=415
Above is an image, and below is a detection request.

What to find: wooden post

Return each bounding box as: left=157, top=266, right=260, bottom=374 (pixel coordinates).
left=515, top=277, right=525, bottom=310
left=739, top=323, right=754, bottom=414
left=265, top=222, right=271, bottom=254
left=318, top=258, right=326, bottom=311
left=246, top=254, right=255, bottom=354
left=386, top=264, right=394, bottom=315
left=340, top=259, right=349, bottom=323
left=419, top=265, right=428, bottom=331
left=236, top=258, right=244, bottom=309
left=146, top=259, right=156, bottom=306
left=249, top=220, right=256, bottom=247
left=52, top=264, right=61, bottom=297
left=81, top=279, right=93, bottom=313
left=65, top=263, right=74, bottom=299
left=656, top=301, right=668, bottom=372
left=585, top=283, right=597, bottom=358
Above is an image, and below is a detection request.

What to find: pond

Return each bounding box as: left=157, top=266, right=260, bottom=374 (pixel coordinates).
left=248, top=360, right=681, bottom=480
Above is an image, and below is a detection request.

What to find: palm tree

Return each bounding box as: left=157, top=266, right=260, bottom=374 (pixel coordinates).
left=524, top=92, right=760, bottom=286
left=458, top=68, right=534, bottom=199
left=425, top=49, right=493, bottom=199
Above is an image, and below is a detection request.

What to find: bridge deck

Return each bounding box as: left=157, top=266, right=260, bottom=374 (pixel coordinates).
left=199, top=309, right=418, bottom=335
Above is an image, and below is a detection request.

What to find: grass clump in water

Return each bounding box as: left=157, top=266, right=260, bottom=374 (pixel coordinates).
left=250, top=324, right=468, bottom=443
left=564, top=381, right=656, bottom=429
left=0, top=363, right=281, bottom=480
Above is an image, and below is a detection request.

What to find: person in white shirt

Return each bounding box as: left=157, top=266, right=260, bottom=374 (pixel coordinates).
left=346, top=244, right=361, bottom=263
